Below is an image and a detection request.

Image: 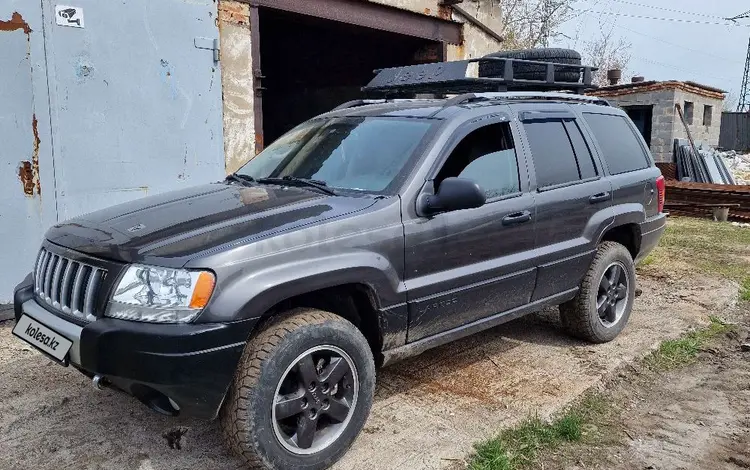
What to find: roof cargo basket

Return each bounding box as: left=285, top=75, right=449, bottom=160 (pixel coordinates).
left=362, top=57, right=598, bottom=96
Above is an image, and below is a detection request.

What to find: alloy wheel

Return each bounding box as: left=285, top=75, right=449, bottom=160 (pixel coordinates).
left=272, top=345, right=358, bottom=455
left=597, top=261, right=629, bottom=328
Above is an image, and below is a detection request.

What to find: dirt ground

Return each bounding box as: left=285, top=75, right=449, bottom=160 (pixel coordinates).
left=535, top=306, right=750, bottom=470
left=0, top=261, right=739, bottom=470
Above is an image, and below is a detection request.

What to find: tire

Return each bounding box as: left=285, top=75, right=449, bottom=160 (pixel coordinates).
left=220, top=308, right=375, bottom=470
left=560, top=242, right=636, bottom=343
left=479, top=48, right=582, bottom=83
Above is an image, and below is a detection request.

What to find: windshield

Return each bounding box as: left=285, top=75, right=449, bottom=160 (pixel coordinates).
left=236, top=117, right=434, bottom=193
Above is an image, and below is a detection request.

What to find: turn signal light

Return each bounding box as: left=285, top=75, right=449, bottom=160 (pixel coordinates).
left=189, top=271, right=216, bottom=309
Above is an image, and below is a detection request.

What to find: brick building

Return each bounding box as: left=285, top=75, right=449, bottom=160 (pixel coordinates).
left=589, top=80, right=726, bottom=162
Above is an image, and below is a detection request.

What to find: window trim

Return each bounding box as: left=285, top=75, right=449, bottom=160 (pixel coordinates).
left=519, top=110, right=577, bottom=122
left=486, top=190, right=524, bottom=204
left=537, top=175, right=601, bottom=193
left=562, top=119, right=599, bottom=180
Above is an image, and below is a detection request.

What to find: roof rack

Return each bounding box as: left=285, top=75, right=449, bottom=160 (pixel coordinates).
left=362, top=57, right=598, bottom=96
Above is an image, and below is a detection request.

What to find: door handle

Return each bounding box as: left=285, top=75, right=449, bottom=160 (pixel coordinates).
left=589, top=192, right=611, bottom=204
left=502, top=210, right=532, bottom=226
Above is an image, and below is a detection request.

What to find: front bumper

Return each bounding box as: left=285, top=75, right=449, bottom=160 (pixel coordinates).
left=13, top=278, right=257, bottom=420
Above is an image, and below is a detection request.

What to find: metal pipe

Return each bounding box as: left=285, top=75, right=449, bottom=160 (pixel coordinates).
left=451, top=5, right=504, bottom=43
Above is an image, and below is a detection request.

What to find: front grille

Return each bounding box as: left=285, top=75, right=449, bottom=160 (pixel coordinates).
left=33, top=248, right=107, bottom=322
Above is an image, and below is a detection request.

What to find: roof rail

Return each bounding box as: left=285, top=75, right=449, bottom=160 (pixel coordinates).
left=436, top=92, right=610, bottom=109
left=333, top=99, right=388, bottom=111
left=475, top=92, right=610, bottom=106
left=362, top=57, right=598, bottom=96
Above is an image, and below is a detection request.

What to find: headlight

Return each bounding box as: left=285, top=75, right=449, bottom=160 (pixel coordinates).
left=106, top=265, right=215, bottom=323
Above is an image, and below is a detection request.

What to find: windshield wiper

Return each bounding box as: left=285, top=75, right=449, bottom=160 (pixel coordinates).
left=257, top=176, right=337, bottom=196
left=225, top=173, right=256, bottom=186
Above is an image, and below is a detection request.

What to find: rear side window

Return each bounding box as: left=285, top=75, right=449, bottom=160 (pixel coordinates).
left=523, top=120, right=580, bottom=187
left=563, top=121, right=598, bottom=180
left=523, top=119, right=599, bottom=188
left=583, top=113, right=651, bottom=175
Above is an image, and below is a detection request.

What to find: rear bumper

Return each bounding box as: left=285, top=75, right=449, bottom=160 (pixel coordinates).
left=13, top=278, right=256, bottom=420
left=636, top=213, right=667, bottom=263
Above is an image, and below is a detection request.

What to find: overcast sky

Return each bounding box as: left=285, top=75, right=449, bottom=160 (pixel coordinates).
left=553, top=0, right=749, bottom=106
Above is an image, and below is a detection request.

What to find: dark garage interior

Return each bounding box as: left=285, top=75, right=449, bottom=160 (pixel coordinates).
left=623, top=105, right=654, bottom=147
left=258, top=7, right=443, bottom=144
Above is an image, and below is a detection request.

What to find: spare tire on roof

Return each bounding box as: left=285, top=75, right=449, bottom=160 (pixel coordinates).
left=479, top=48, right=582, bottom=83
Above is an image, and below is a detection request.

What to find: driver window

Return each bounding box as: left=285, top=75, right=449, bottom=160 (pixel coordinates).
left=435, top=122, right=520, bottom=200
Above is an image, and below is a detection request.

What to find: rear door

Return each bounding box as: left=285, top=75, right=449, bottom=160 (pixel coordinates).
left=514, top=104, right=614, bottom=301
left=579, top=111, right=660, bottom=219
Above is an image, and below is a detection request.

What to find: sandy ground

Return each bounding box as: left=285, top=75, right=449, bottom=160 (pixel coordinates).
left=0, top=269, right=738, bottom=470
left=537, top=306, right=750, bottom=470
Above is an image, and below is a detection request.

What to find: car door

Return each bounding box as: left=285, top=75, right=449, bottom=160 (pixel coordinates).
left=403, top=114, right=537, bottom=342
left=579, top=110, right=659, bottom=218
left=514, top=104, right=614, bottom=302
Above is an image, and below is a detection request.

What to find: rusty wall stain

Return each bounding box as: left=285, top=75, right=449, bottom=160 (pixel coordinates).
left=437, top=4, right=451, bottom=20
left=19, top=114, right=42, bottom=197
left=0, top=12, right=31, bottom=34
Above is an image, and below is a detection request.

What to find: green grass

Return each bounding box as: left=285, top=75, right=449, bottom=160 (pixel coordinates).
left=643, top=316, right=734, bottom=370
left=741, top=278, right=750, bottom=302
left=644, top=218, right=750, bottom=283
left=469, top=410, right=585, bottom=470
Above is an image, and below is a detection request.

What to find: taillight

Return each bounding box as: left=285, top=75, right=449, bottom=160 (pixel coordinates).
left=656, top=175, right=666, bottom=213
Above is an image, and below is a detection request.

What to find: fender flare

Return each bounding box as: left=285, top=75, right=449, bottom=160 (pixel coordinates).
left=200, top=252, right=404, bottom=323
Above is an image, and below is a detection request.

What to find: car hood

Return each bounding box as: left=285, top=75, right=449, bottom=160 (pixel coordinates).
left=46, top=183, right=377, bottom=265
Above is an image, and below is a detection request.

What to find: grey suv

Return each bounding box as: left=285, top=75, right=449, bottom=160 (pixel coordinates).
left=13, top=56, right=666, bottom=469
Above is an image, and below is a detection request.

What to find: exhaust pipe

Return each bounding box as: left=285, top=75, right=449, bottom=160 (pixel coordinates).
left=92, top=374, right=108, bottom=390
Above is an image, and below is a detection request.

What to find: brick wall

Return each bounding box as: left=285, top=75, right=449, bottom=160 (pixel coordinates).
left=218, top=1, right=255, bottom=174
left=672, top=90, right=723, bottom=148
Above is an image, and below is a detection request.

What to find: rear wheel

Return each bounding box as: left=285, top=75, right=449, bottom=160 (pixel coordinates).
left=560, top=242, right=636, bottom=343
left=221, top=308, right=375, bottom=470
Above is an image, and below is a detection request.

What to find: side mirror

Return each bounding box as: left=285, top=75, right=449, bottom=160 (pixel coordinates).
left=419, top=177, right=486, bottom=216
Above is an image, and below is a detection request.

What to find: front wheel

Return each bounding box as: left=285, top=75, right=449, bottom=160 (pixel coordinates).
left=560, top=241, right=636, bottom=343
left=221, top=308, right=375, bottom=470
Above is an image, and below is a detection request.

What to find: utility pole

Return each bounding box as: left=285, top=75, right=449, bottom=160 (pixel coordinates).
left=728, top=10, right=750, bottom=112
left=739, top=37, right=750, bottom=112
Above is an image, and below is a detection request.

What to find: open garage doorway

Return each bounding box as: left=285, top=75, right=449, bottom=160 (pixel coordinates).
left=257, top=7, right=445, bottom=145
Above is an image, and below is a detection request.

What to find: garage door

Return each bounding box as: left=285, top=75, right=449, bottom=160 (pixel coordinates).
left=42, top=0, right=225, bottom=220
